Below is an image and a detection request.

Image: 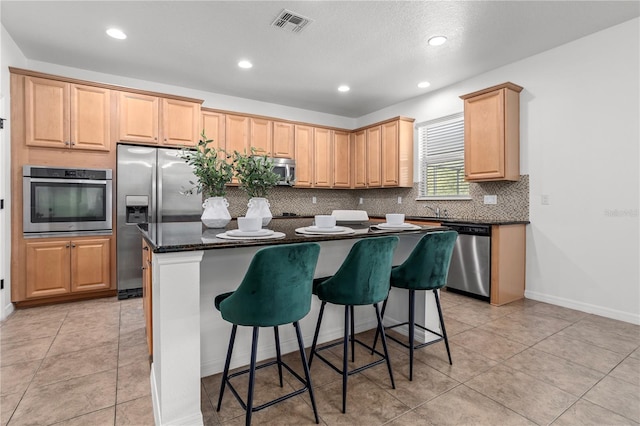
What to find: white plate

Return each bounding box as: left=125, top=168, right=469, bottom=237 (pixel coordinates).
left=215, top=231, right=286, bottom=240
left=306, top=225, right=345, bottom=233
left=227, top=229, right=274, bottom=237
left=295, top=227, right=355, bottom=235
left=375, top=223, right=422, bottom=230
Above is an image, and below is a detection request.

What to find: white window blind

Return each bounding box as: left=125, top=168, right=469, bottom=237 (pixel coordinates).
left=418, top=112, right=469, bottom=198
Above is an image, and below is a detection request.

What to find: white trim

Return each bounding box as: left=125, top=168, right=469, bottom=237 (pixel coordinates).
left=415, top=196, right=473, bottom=201
left=525, top=290, right=640, bottom=325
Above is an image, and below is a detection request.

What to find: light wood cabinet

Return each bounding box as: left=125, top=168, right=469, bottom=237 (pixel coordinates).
left=366, top=126, right=382, bottom=187
left=381, top=118, right=413, bottom=187
left=313, top=128, right=332, bottom=188
left=118, top=91, right=200, bottom=147
left=352, top=130, right=367, bottom=188
left=142, top=239, right=153, bottom=356
left=490, top=224, right=526, bottom=306
left=25, top=237, right=110, bottom=300
left=333, top=130, right=351, bottom=188
left=25, top=77, right=110, bottom=151
left=272, top=121, right=295, bottom=158
left=225, top=114, right=250, bottom=155
left=201, top=110, right=226, bottom=150
left=460, top=82, right=522, bottom=181
left=294, top=125, right=313, bottom=187
left=250, top=117, right=272, bottom=156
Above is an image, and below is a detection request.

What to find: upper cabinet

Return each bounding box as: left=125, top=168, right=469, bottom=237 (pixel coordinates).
left=352, top=130, right=367, bottom=188
left=225, top=114, right=250, bottom=154
left=333, top=130, right=351, bottom=188
left=25, top=77, right=111, bottom=151
left=118, top=91, right=200, bottom=147
left=294, top=125, right=313, bottom=188
left=313, top=128, right=332, bottom=188
left=460, top=82, right=523, bottom=182
left=201, top=110, right=226, bottom=150
left=381, top=118, right=413, bottom=187
left=249, top=117, right=272, bottom=156
left=272, top=121, right=295, bottom=158
left=366, top=126, right=382, bottom=187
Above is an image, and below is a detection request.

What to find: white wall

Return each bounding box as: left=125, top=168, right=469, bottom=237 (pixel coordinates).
left=1, top=25, right=28, bottom=319
left=358, top=18, right=640, bottom=324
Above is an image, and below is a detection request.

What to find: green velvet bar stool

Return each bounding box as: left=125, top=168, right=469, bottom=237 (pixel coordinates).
left=309, top=236, right=399, bottom=413
left=215, top=242, right=321, bottom=426
left=372, top=230, right=458, bottom=381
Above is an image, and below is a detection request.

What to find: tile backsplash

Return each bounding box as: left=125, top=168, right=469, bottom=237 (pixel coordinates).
left=221, top=175, right=529, bottom=221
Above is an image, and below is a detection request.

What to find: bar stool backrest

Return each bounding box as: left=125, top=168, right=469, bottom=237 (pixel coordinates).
left=315, top=236, right=399, bottom=306
left=218, top=242, right=321, bottom=327
left=391, top=231, right=458, bottom=290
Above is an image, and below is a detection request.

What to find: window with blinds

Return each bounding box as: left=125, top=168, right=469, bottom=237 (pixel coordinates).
left=418, top=112, right=470, bottom=198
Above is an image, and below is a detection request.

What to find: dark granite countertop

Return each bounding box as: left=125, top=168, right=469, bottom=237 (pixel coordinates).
left=273, top=215, right=529, bottom=226
left=139, top=218, right=447, bottom=253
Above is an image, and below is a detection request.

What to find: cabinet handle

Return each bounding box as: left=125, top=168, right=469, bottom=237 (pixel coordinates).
left=143, top=246, right=149, bottom=251
left=71, top=243, right=76, bottom=248
left=64, top=141, right=70, bottom=146
left=65, top=244, right=70, bottom=248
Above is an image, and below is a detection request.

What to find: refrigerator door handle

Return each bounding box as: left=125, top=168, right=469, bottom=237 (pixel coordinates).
left=152, top=152, right=159, bottom=225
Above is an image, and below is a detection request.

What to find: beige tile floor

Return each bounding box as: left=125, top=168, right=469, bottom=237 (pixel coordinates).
left=1, top=291, right=639, bottom=425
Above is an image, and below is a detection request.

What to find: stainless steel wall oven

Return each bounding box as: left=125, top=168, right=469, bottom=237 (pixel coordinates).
left=23, top=165, right=113, bottom=236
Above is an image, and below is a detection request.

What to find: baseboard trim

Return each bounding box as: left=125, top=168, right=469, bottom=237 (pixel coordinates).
left=525, top=290, right=640, bottom=325
left=150, top=363, right=204, bottom=426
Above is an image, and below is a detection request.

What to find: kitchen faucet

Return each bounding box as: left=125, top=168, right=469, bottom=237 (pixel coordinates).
left=425, top=205, right=441, bottom=218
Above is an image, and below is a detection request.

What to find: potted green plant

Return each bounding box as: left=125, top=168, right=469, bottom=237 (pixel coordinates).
left=232, top=148, right=280, bottom=226
left=180, top=132, right=233, bottom=228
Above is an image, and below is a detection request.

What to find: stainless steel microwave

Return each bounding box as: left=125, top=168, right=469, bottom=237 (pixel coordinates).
left=271, top=158, right=296, bottom=186
left=23, top=165, right=113, bottom=236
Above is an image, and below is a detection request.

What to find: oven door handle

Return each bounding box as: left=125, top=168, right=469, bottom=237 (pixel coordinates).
left=29, top=178, right=108, bottom=185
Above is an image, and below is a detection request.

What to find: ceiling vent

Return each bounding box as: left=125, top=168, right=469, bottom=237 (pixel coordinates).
left=271, top=9, right=313, bottom=33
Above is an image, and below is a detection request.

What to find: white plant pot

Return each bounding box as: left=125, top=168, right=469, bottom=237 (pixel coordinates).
left=246, top=197, right=272, bottom=226
left=201, top=197, right=231, bottom=228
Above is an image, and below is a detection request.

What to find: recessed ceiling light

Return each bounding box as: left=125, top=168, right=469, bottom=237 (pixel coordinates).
left=418, top=81, right=431, bottom=88
left=238, top=60, right=253, bottom=69
left=428, top=36, right=447, bottom=46
left=106, top=28, right=127, bottom=40
left=338, top=85, right=350, bottom=92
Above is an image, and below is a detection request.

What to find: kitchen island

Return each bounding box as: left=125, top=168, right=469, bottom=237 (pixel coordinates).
left=140, top=218, right=448, bottom=425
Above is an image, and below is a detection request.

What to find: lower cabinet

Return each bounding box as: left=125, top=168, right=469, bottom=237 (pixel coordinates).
left=142, top=239, right=153, bottom=357
left=25, top=237, right=111, bottom=299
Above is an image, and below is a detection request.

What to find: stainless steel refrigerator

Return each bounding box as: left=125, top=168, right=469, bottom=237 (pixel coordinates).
left=116, top=144, right=202, bottom=299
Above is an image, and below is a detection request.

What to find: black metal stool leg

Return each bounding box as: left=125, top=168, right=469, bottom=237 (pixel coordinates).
left=309, top=301, right=326, bottom=366
left=342, top=305, right=350, bottom=413
left=408, top=289, right=415, bottom=381
left=350, top=305, right=355, bottom=362
left=246, top=327, right=259, bottom=426
left=374, top=303, right=395, bottom=389
left=293, top=321, right=319, bottom=424
left=434, top=289, right=452, bottom=365
left=371, top=298, right=388, bottom=354
left=217, top=324, right=237, bottom=411
left=274, top=326, right=283, bottom=387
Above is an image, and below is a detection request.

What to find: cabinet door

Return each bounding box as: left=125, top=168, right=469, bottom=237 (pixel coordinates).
left=249, top=117, right=272, bottom=156
left=70, top=84, right=111, bottom=151
left=333, top=130, right=351, bottom=188
left=25, top=77, right=70, bottom=148
left=313, top=128, right=332, bottom=187
left=272, top=121, right=294, bottom=158
left=225, top=114, right=250, bottom=155
left=162, top=98, right=200, bottom=147
left=352, top=130, right=367, bottom=188
left=366, top=126, right=382, bottom=187
left=142, top=239, right=153, bottom=356
left=71, top=238, right=111, bottom=293
left=25, top=240, right=71, bottom=298
left=381, top=120, right=399, bottom=186
left=118, top=92, right=159, bottom=144
left=294, top=125, right=313, bottom=188
left=202, top=111, right=226, bottom=150
left=464, top=89, right=505, bottom=180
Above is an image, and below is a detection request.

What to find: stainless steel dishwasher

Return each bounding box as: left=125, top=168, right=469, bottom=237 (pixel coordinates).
left=441, top=222, right=491, bottom=301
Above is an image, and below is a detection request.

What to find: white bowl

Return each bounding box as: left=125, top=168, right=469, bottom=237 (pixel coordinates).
left=237, top=216, right=262, bottom=232
left=314, top=215, right=336, bottom=229
left=385, top=213, right=405, bottom=225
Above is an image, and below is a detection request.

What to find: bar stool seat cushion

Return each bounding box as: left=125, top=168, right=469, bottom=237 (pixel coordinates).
left=390, top=231, right=458, bottom=291
left=313, top=237, right=399, bottom=306
left=216, top=243, right=321, bottom=327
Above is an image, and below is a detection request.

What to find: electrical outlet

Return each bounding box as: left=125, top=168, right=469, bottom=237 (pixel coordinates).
left=358, top=197, right=363, bottom=205
left=312, top=196, right=317, bottom=204
left=397, top=196, right=402, bottom=204
left=541, top=194, right=550, bottom=205
left=484, top=195, right=497, bottom=205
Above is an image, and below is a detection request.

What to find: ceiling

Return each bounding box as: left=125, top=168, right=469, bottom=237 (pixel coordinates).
left=2, top=1, right=639, bottom=117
